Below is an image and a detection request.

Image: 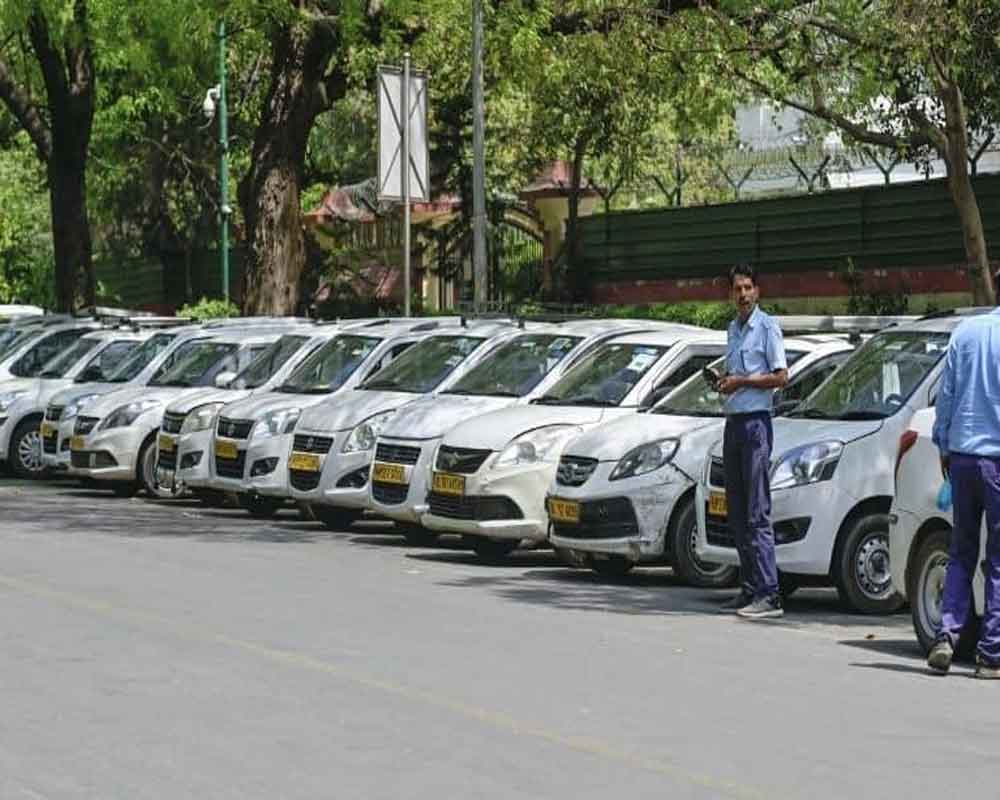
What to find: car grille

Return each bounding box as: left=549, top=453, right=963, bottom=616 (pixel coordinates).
left=158, top=449, right=177, bottom=471
left=70, top=451, right=116, bottom=469
left=551, top=497, right=639, bottom=540
left=372, top=482, right=409, bottom=505
left=427, top=492, right=522, bottom=521
left=435, top=445, right=491, bottom=474
left=216, top=416, right=254, bottom=440
left=42, top=428, right=58, bottom=454
left=215, top=450, right=246, bottom=479
left=45, top=405, right=64, bottom=422
left=375, top=442, right=421, bottom=466
left=709, top=456, right=725, bottom=487
left=161, top=412, right=185, bottom=434
left=556, top=455, right=598, bottom=487
left=75, top=416, right=100, bottom=435
left=293, top=434, right=333, bottom=454
left=289, top=469, right=322, bottom=492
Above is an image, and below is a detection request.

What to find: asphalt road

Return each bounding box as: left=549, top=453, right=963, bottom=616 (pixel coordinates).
left=0, top=477, right=992, bottom=800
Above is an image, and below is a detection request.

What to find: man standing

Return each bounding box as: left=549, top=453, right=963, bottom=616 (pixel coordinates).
left=928, top=306, right=1000, bottom=677
left=717, top=264, right=788, bottom=619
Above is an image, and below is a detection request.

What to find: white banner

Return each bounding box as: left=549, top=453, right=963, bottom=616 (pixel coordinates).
left=377, top=66, right=429, bottom=202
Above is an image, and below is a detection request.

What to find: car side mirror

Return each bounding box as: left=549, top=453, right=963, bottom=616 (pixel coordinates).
left=214, top=371, right=236, bottom=389
left=640, top=384, right=671, bottom=411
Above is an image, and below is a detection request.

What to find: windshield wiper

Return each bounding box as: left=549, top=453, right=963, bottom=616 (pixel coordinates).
left=362, top=379, right=401, bottom=390
left=445, top=388, right=487, bottom=396
left=530, top=394, right=564, bottom=404
left=297, top=386, right=332, bottom=395
left=835, top=410, right=888, bottom=421
left=653, top=407, right=722, bottom=417
left=562, top=395, right=618, bottom=407
left=789, top=408, right=833, bottom=419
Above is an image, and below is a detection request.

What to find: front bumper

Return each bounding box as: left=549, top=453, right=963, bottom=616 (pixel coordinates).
left=888, top=506, right=923, bottom=603
left=286, top=432, right=372, bottom=511
left=70, top=425, right=147, bottom=482
left=548, top=463, right=692, bottom=559
left=208, top=432, right=294, bottom=497
left=695, top=478, right=845, bottom=576
left=41, top=418, right=73, bottom=471
left=368, top=437, right=439, bottom=524
left=155, top=427, right=214, bottom=492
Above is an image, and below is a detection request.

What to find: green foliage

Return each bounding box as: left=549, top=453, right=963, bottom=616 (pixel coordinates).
left=177, top=296, right=240, bottom=320
left=839, top=258, right=910, bottom=316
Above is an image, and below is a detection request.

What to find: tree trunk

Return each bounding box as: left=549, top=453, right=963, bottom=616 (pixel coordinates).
left=939, top=81, right=994, bottom=305
left=48, top=158, right=95, bottom=310
left=565, top=137, right=589, bottom=301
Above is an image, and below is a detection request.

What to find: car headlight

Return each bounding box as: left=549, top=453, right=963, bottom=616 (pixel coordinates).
left=342, top=410, right=396, bottom=453
left=770, top=441, right=843, bottom=490
left=493, top=425, right=581, bottom=469
left=99, top=399, right=162, bottom=430
left=252, top=407, right=301, bottom=439
left=62, top=393, right=101, bottom=421
left=181, top=402, right=225, bottom=434
left=0, top=390, right=28, bottom=412
left=609, top=438, right=679, bottom=481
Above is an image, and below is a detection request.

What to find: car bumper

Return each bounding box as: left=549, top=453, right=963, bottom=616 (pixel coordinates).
left=695, top=479, right=847, bottom=576
left=170, top=428, right=213, bottom=488
left=41, top=420, right=73, bottom=470
left=70, top=425, right=146, bottom=482
left=368, top=438, right=439, bottom=524
left=287, top=439, right=373, bottom=511
left=208, top=433, right=294, bottom=497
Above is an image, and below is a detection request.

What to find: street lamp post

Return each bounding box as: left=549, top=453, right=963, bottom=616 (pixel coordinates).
left=217, top=19, right=230, bottom=303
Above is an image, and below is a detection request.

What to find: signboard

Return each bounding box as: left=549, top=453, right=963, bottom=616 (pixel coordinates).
left=377, top=65, right=429, bottom=202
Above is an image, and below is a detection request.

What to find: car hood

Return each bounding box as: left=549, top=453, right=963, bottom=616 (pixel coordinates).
left=85, top=385, right=188, bottom=418
left=564, top=412, right=724, bottom=463
left=0, top=377, right=38, bottom=398
left=443, top=404, right=620, bottom=450
left=296, top=389, right=417, bottom=434
left=167, top=387, right=252, bottom=415
left=34, top=378, right=76, bottom=406
left=48, top=381, right=115, bottom=408
left=379, top=394, right=520, bottom=441
left=711, top=416, right=884, bottom=458
left=219, top=391, right=330, bottom=422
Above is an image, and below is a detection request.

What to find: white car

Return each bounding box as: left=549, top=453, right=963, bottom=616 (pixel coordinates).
left=0, top=317, right=101, bottom=383
left=695, top=313, right=976, bottom=614
left=371, top=323, right=711, bottom=548
left=0, top=327, right=149, bottom=477
left=204, top=318, right=468, bottom=518
left=890, top=406, right=985, bottom=654
left=548, top=336, right=854, bottom=581
left=288, top=322, right=574, bottom=529
left=69, top=326, right=296, bottom=496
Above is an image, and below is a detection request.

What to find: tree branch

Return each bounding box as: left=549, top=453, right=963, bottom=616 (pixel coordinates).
left=0, top=52, right=52, bottom=161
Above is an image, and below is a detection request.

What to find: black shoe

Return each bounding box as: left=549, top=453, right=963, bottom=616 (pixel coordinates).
left=718, top=592, right=753, bottom=613
left=927, top=639, right=953, bottom=674
left=737, top=594, right=784, bottom=620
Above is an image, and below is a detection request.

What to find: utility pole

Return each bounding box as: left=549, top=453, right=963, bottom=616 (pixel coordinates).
left=217, top=19, right=231, bottom=303
left=402, top=51, right=412, bottom=317
left=471, top=0, right=488, bottom=312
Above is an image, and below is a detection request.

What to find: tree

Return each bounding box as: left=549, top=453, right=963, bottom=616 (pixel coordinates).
left=689, top=0, right=1000, bottom=303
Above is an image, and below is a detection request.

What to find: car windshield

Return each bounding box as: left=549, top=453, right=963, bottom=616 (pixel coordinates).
left=0, top=326, right=39, bottom=360
left=654, top=349, right=808, bottom=417
left=107, top=332, right=179, bottom=383
left=231, top=334, right=310, bottom=390
left=277, top=334, right=381, bottom=394
left=789, top=332, right=949, bottom=420
left=532, top=342, right=669, bottom=407
left=37, top=338, right=101, bottom=378
left=72, top=339, right=141, bottom=383
left=149, top=341, right=239, bottom=387
left=443, top=334, right=583, bottom=398
left=362, top=335, right=485, bottom=393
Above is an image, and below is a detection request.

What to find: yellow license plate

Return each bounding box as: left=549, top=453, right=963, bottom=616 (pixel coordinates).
left=289, top=452, right=320, bottom=472
left=709, top=491, right=728, bottom=517
left=432, top=471, right=465, bottom=496
left=372, top=462, right=406, bottom=485
left=216, top=440, right=239, bottom=460
left=40, top=422, right=56, bottom=437
left=548, top=497, right=581, bottom=524
left=158, top=434, right=175, bottom=453
left=70, top=436, right=85, bottom=451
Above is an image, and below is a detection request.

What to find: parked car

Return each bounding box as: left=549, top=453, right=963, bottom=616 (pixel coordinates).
left=890, top=406, right=985, bottom=654
left=204, top=318, right=467, bottom=518
left=0, top=317, right=101, bottom=383
left=288, top=322, right=576, bottom=530
left=69, top=325, right=298, bottom=497
left=1, top=326, right=150, bottom=478
left=548, top=335, right=854, bottom=581
left=695, top=312, right=980, bottom=613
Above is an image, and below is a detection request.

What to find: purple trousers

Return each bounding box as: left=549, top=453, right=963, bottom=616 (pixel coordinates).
left=724, top=412, right=779, bottom=599
left=939, top=453, right=1000, bottom=665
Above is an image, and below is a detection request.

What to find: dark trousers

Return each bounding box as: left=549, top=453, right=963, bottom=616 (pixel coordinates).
left=939, top=453, right=1000, bottom=665
left=724, top=412, right=779, bottom=599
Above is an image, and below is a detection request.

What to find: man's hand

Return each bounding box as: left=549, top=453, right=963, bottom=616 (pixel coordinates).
left=717, top=375, right=744, bottom=395
left=940, top=454, right=950, bottom=479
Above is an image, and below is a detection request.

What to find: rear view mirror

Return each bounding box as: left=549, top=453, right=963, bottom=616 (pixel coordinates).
left=215, top=371, right=236, bottom=389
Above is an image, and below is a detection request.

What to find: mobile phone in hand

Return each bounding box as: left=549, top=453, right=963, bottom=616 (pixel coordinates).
left=702, top=366, right=722, bottom=388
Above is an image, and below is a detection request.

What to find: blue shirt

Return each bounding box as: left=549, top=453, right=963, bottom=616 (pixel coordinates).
left=932, top=309, right=1000, bottom=457
left=724, top=305, right=787, bottom=415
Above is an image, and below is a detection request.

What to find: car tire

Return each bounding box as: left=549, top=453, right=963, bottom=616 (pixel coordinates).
left=909, top=527, right=980, bottom=658
left=312, top=505, right=360, bottom=531
left=589, top=554, right=635, bottom=578
left=139, top=434, right=179, bottom=500
left=835, top=513, right=905, bottom=614
left=669, top=498, right=739, bottom=588
left=9, top=417, right=46, bottom=479
left=470, top=536, right=520, bottom=562
left=237, top=492, right=283, bottom=519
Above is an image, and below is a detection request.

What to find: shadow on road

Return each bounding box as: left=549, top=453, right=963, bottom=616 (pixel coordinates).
left=840, top=637, right=923, bottom=660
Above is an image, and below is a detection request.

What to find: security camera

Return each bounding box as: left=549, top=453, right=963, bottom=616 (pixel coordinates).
left=202, top=85, right=221, bottom=120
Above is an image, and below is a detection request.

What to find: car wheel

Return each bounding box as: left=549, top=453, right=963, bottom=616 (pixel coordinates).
left=470, top=536, right=520, bottom=562
left=835, top=513, right=905, bottom=614
left=312, top=505, right=360, bottom=531
left=237, top=492, right=283, bottom=519
left=9, top=418, right=46, bottom=479
left=139, top=435, right=180, bottom=499
left=589, top=554, right=634, bottom=578
left=910, top=528, right=980, bottom=658
left=669, top=498, right=739, bottom=588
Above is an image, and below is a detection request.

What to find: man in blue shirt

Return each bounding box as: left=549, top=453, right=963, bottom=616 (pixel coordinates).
left=716, top=264, right=788, bottom=619
left=928, top=307, right=1000, bottom=677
